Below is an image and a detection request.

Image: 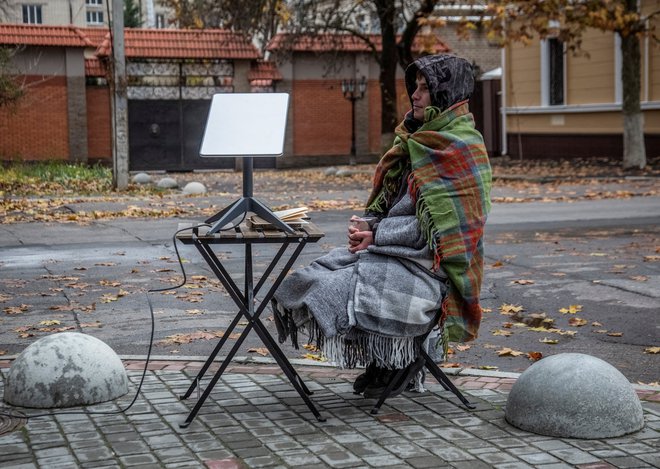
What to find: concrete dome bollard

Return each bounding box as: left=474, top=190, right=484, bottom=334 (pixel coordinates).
left=182, top=181, right=206, bottom=195
left=4, top=332, right=128, bottom=409
left=505, top=353, right=644, bottom=439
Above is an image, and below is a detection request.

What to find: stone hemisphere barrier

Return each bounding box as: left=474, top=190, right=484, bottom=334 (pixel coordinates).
left=4, top=332, right=128, bottom=409
left=505, top=353, right=644, bottom=439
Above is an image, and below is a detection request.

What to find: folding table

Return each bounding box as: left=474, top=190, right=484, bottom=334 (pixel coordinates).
left=176, top=221, right=326, bottom=428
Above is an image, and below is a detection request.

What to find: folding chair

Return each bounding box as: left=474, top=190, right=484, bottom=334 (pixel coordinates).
left=369, top=310, right=476, bottom=414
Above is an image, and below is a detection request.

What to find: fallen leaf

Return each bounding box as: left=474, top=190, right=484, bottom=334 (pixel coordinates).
left=497, top=347, right=524, bottom=357
left=643, top=347, right=660, bottom=354
left=630, top=275, right=648, bottom=282
left=491, top=260, right=504, bottom=268
left=568, top=317, right=588, bottom=327
left=185, top=309, right=204, bottom=315
left=643, top=255, right=660, bottom=262
left=456, top=344, right=471, bottom=352
left=302, top=353, right=326, bottom=361
left=492, top=329, right=513, bottom=337
left=511, top=279, right=535, bottom=285
left=39, top=319, right=61, bottom=326
left=248, top=347, right=269, bottom=356
left=481, top=307, right=492, bottom=313
left=559, top=304, right=582, bottom=314
left=499, top=303, right=524, bottom=315
left=527, top=351, right=543, bottom=362
left=592, top=321, right=603, bottom=327
left=589, top=252, right=607, bottom=257
left=0, top=350, right=7, bottom=356
left=0, top=294, right=11, bottom=302
left=607, top=332, right=623, bottom=337
left=441, top=362, right=462, bottom=368
left=158, top=330, right=225, bottom=345
left=479, top=365, right=499, bottom=370
left=3, top=304, right=30, bottom=314
left=99, top=280, right=121, bottom=287
left=539, top=337, right=559, bottom=344
left=100, top=294, right=118, bottom=303
left=74, top=267, right=88, bottom=271
left=95, top=262, right=117, bottom=266
left=594, top=329, right=609, bottom=334
left=80, top=321, right=102, bottom=328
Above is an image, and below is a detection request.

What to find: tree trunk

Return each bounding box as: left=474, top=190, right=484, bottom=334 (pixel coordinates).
left=620, top=5, right=646, bottom=169
left=375, top=0, right=399, bottom=150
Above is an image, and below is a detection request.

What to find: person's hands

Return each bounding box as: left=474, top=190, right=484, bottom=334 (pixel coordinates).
left=348, top=216, right=373, bottom=253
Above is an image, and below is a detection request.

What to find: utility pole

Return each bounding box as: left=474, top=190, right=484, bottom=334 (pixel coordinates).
left=111, top=0, right=129, bottom=190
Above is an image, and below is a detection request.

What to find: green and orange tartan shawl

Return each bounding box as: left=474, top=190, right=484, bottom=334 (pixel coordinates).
left=366, top=101, right=492, bottom=342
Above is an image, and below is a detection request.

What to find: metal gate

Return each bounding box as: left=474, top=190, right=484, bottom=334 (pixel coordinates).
left=128, top=99, right=236, bottom=171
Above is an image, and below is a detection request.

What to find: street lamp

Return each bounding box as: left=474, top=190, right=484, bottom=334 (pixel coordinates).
left=341, top=76, right=367, bottom=166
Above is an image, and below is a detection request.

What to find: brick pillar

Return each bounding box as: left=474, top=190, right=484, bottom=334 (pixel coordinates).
left=65, top=48, right=88, bottom=163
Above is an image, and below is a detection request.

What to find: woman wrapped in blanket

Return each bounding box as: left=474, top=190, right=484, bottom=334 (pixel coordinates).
left=272, top=54, right=492, bottom=398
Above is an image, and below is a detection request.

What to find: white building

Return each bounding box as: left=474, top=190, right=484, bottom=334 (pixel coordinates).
left=0, top=0, right=173, bottom=29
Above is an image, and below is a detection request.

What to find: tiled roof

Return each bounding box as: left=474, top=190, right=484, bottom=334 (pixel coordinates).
left=85, top=58, right=107, bottom=77
left=247, top=60, right=283, bottom=81
left=0, top=24, right=94, bottom=48
left=267, top=33, right=450, bottom=54
left=78, top=27, right=110, bottom=48
left=96, top=28, right=260, bottom=60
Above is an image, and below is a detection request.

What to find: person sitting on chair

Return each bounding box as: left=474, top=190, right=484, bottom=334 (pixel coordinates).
left=272, top=53, right=492, bottom=398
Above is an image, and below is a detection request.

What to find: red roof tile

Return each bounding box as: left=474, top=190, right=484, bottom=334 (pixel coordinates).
left=267, top=33, right=450, bottom=54
left=0, top=24, right=93, bottom=48
left=96, top=28, right=260, bottom=60
left=85, top=58, right=107, bottom=77
left=247, top=60, right=283, bottom=81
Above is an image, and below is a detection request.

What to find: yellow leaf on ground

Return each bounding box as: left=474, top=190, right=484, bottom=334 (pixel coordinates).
left=499, top=304, right=524, bottom=315
left=497, top=347, right=524, bottom=357
left=492, top=329, right=513, bottom=337
left=607, top=332, right=623, bottom=337
left=592, top=321, right=603, bottom=327
left=540, top=337, right=559, bottom=344
left=302, top=353, right=326, bottom=362
left=456, top=344, right=471, bottom=352
left=559, top=304, right=582, bottom=314
left=39, top=320, right=61, bottom=326
left=479, top=365, right=499, bottom=370
left=643, top=347, right=660, bottom=354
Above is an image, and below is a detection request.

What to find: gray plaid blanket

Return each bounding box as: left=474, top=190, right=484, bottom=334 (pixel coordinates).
left=272, top=195, right=448, bottom=369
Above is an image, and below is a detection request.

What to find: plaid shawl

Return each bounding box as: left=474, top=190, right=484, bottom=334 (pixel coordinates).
left=366, top=101, right=492, bottom=342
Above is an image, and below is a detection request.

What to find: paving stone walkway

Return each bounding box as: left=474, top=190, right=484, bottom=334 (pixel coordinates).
left=0, top=359, right=659, bottom=469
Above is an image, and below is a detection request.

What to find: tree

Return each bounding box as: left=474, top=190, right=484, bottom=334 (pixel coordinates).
left=480, top=0, right=659, bottom=169
left=0, top=47, right=25, bottom=110
left=124, top=0, right=142, bottom=28
left=160, top=0, right=448, bottom=146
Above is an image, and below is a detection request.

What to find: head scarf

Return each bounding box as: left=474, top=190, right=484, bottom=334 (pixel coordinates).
left=405, top=54, right=475, bottom=113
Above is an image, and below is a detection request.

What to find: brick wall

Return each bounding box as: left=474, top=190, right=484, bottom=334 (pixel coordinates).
left=292, top=80, right=352, bottom=156
left=0, top=76, right=69, bottom=160
left=86, top=85, right=112, bottom=162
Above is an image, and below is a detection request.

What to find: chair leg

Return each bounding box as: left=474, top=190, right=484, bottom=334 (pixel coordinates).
left=421, top=349, right=476, bottom=409
left=370, top=355, right=425, bottom=414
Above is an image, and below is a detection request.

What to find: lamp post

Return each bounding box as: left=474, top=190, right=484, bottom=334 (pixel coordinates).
left=341, top=76, right=367, bottom=166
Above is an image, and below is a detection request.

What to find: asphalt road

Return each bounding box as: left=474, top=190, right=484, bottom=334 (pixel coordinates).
left=0, top=190, right=658, bottom=383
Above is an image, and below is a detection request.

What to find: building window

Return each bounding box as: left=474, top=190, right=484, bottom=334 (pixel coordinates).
left=86, top=10, right=104, bottom=24
left=22, top=4, right=42, bottom=24
left=541, top=37, right=565, bottom=106
left=85, top=0, right=103, bottom=5
left=156, top=14, right=165, bottom=29
left=548, top=38, right=564, bottom=105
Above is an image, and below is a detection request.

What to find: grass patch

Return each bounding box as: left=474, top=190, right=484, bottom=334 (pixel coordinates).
left=1, top=161, right=113, bottom=196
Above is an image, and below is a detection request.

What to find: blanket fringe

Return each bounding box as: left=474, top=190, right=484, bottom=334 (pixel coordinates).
left=306, top=318, right=418, bottom=370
